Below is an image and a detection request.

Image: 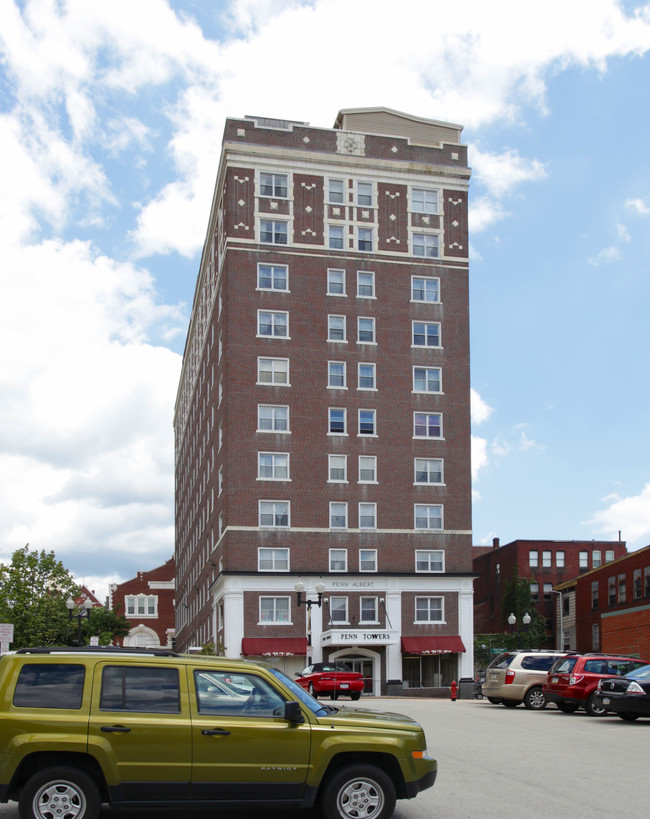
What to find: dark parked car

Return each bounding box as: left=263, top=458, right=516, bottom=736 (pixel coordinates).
left=594, top=663, right=650, bottom=720
left=295, top=662, right=364, bottom=700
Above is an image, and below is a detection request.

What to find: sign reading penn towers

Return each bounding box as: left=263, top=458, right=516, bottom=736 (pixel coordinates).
left=321, top=630, right=397, bottom=646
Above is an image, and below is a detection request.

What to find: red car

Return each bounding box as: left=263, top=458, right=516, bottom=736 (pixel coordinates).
left=295, top=662, right=364, bottom=700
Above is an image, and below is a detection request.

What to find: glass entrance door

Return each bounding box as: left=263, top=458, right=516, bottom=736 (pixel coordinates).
left=346, top=656, right=374, bottom=696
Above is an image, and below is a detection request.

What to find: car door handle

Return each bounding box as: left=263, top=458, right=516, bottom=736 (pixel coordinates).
left=201, top=728, right=231, bottom=736
left=100, top=726, right=131, bottom=733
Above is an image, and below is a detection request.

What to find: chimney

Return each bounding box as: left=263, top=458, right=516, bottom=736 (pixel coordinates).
left=492, top=537, right=500, bottom=549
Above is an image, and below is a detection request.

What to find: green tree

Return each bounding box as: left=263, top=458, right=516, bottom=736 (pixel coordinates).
left=83, top=605, right=131, bottom=646
left=500, top=565, right=546, bottom=648
left=0, top=545, right=78, bottom=648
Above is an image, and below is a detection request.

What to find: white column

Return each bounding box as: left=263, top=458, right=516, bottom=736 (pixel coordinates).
left=385, top=591, right=403, bottom=681
left=311, top=602, right=324, bottom=664
left=222, top=586, right=244, bottom=658
left=458, top=584, right=474, bottom=677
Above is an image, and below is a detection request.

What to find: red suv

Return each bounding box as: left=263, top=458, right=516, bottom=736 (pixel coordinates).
left=544, top=653, right=649, bottom=716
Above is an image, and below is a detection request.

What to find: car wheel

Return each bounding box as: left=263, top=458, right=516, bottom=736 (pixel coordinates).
left=308, top=682, right=318, bottom=698
left=19, top=766, right=101, bottom=819
left=503, top=699, right=520, bottom=708
left=557, top=702, right=579, bottom=714
left=618, top=712, right=640, bottom=721
left=321, top=763, right=396, bottom=819
left=350, top=691, right=361, bottom=701
left=523, top=686, right=547, bottom=710
left=586, top=693, right=607, bottom=717
left=487, top=697, right=502, bottom=705
left=330, top=691, right=339, bottom=700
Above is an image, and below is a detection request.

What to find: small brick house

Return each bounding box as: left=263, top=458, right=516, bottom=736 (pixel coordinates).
left=109, top=557, right=176, bottom=649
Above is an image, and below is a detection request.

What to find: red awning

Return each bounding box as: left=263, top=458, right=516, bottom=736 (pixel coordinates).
left=241, top=638, right=308, bottom=657
left=401, top=636, right=466, bottom=655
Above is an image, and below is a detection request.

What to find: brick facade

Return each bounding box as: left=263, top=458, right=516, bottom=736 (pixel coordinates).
left=109, top=557, right=175, bottom=648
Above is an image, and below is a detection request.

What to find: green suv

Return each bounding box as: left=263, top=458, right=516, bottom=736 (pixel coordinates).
left=0, top=647, right=436, bottom=819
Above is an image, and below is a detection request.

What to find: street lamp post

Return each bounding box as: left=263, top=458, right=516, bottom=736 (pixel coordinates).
left=294, top=581, right=325, bottom=656
left=66, top=597, right=93, bottom=646
left=508, top=612, right=531, bottom=648
left=551, top=590, right=564, bottom=650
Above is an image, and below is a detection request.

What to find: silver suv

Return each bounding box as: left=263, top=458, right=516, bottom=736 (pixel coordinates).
left=483, top=651, right=567, bottom=709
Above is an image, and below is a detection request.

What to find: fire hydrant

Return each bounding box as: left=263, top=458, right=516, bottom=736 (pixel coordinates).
left=450, top=680, right=457, bottom=701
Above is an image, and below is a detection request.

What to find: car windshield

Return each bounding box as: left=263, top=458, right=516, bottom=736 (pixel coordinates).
left=488, top=653, right=515, bottom=670
left=550, top=657, right=577, bottom=674
left=626, top=664, right=650, bottom=680
left=270, top=668, right=338, bottom=717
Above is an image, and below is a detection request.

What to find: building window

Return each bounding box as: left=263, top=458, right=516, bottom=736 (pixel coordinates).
left=357, top=271, right=375, bottom=298
left=556, top=550, right=565, bottom=568
left=258, top=452, right=289, bottom=480
left=260, top=220, right=288, bottom=245
left=530, top=583, right=539, bottom=602
left=328, top=361, right=346, bottom=388
left=328, top=408, right=346, bottom=435
left=328, top=454, right=347, bottom=482
left=414, top=458, right=443, bottom=485
left=357, top=317, right=376, bottom=343
left=259, top=597, right=290, bottom=623
left=413, top=367, right=442, bottom=393
left=412, top=187, right=439, bottom=214
left=125, top=595, right=157, bottom=617
left=415, top=550, right=444, bottom=572
left=359, top=550, right=377, bottom=572
left=328, top=315, right=346, bottom=341
left=579, top=551, right=589, bottom=569
left=259, top=501, right=289, bottom=528
left=358, top=228, right=373, bottom=251
left=258, top=548, right=289, bottom=571
left=414, top=504, right=443, bottom=531
left=258, top=357, right=289, bottom=385
left=413, top=321, right=441, bottom=347
left=330, top=597, right=348, bottom=623
left=633, top=569, right=642, bottom=600
left=330, top=502, right=348, bottom=529
left=605, top=550, right=615, bottom=563
left=328, top=225, right=344, bottom=250
left=357, top=182, right=373, bottom=206
left=360, top=597, right=377, bottom=622
left=618, top=574, right=626, bottom=604
left=258, top=264, right=288, bottom=291
left=358, top=363, right=376, bottom=390
left=608, top=577, right=616, bottom=606
left=359, top=503, right=376, bottom=530
left=411, top=276, right=440, bottom=303
left=328, top=178, right=344, bottom=204
left=260, top=172, right=288, bottom=198
left=542, top=551, right=552, bottom=568
left=413, top=233, right=439, bottom=257
left=645, top=567, right=650, bottom=597
left=257, top=404, right=289, bottom=432
left=543, top=583, right=552, bottom=601
left=415, top=597, right=443, bottom=623
left=358, top=455, right=377, bottom=483
left=592, top=550, right=602, bottom=568
left=592, top=623, right=600, bottom=651
left=591, top=581, right=599, bottom=609
left=329, top=549, right=347, bottom=572
left=414, top=412, right=442, bottom=438
left=358, top=409, right=376, bottom=436
left=258, top=310, right=288, bottom=338
left=327, top=268, right=346, bottom=295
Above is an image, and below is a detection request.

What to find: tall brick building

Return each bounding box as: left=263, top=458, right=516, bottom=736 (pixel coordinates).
left=174, top=108, right=474, bottom=693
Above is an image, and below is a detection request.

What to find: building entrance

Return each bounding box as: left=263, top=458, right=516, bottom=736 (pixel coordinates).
left=331, top=649, right=379, bottom=696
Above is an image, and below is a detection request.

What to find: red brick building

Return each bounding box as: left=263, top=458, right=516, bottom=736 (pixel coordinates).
left=174, top=108, right=474, bottom=693
left=474, top=538, right=626, bottom=646
left=563, top=544, right=650, bottom=657
left=109, top=557, right=175, bottom=648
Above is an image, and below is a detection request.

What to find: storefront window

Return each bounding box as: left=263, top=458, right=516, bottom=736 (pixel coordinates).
left=402, top=653, right=457, bottom=688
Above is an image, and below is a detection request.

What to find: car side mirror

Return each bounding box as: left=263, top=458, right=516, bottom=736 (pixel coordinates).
left=284, top=701, right=305, bottom=724
left=294, top=672, right=302, bottom=677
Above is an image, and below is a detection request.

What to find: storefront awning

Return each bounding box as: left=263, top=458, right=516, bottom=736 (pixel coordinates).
left=401, top=636, right=466, bottom=655
left=241, top=638, right=308, bottom=657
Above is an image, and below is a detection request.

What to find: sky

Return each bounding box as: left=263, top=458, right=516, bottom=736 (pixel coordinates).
left=2, top=0, right=650, bottom=601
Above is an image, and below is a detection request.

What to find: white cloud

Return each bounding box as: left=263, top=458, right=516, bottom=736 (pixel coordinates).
left=471, top=436, right=489, bottom=482
left=470, top=146, right=547, bottom=198
left=471, top=388, right=493, bottom=425
left=588, top=483, right=650, bottom=546
left=616, top=222, right=631, bottom=242
left=626, top=197, right=650, bottom=215
left=588, top=245, right=622, bottom=266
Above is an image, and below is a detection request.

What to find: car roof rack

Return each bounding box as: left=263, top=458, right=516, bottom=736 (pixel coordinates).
left=15, top=646, right=180, bottom=657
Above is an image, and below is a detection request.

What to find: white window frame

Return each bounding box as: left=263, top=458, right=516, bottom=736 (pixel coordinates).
left=359, top=596, right=378, bottom=623
left=356, top=181, right=373, bottom=207
left=260, top=219, right=288, bottom=245
left=359, top=549, right=377, bottom=573
left=529, top=550, right=539, bottom=568
left=357, top=317, right=376, bottom=344
left=357, top=271, right=375, bottom=298
left=358, top=503, right=377, bottom=530
left=329, top=596, right=348, bottom=623
left=328, top=361, right=347, bottom=389
left=258, top=548, right=289, bottom=572
left=257, top=404, right=289, bottom=433
left=556, top=550, right=566, bottom=568
left=257, top=452, right=290, bottom=481
left=258, top=500, right=290, bottom=528
left=413, top=367, right=442, bottom=394
left=328, top=454, right=348, bottom=483
left=328, top=407, right=347, bottom=435
left=413, top=412, right=442, bottom=439
left=259, top=172, right=288, bottom=198
left=592, top=550, right=602, bottom=568
left=329, top=549, right=348, bottom=572
left=411, top=187, right=439, bottom=214
left=328, top=224, right=345, bottom=250
left=358, top=455, right=377, bottom=484
left=125, top=595, right=158, bottom=618
left=257, top=263, right=288, bottom=292
left=358, top=362, right=376, bottom=391
left=411, top=276, right=440, bottom=303
left=415, top=550, right=445, bottom=573
left=328, top=314, right=347, bottom=342
left=259, top=596, right=291, bottom=624
left=257, top=310, right=289, bottom=338
left=579, top=551, right=589, bottom=569
left=414, top=504, right=443, bottom=531
left=357, top=227, right=373, bottom=251
left=328, top=178, right=344, bottom=204
left=330, top=502, right=348, bottom=529
left=412, top=232, right=439, bottom=257
left=414, top=458, right=444, bottom=485
left=412, top=321, right=441, bottom=348
left=257, top=357, right=289, bottom=385
left=358, top=409, right=376, bottom=437
left=327, top=268, right=346, bottom=296
left=415, top=596, right=444, bottom=623
left=542, top=550, right=552, bottom=568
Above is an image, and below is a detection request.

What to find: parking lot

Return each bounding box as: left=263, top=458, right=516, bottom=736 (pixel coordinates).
left=1, top=697, right=646, bottom=818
